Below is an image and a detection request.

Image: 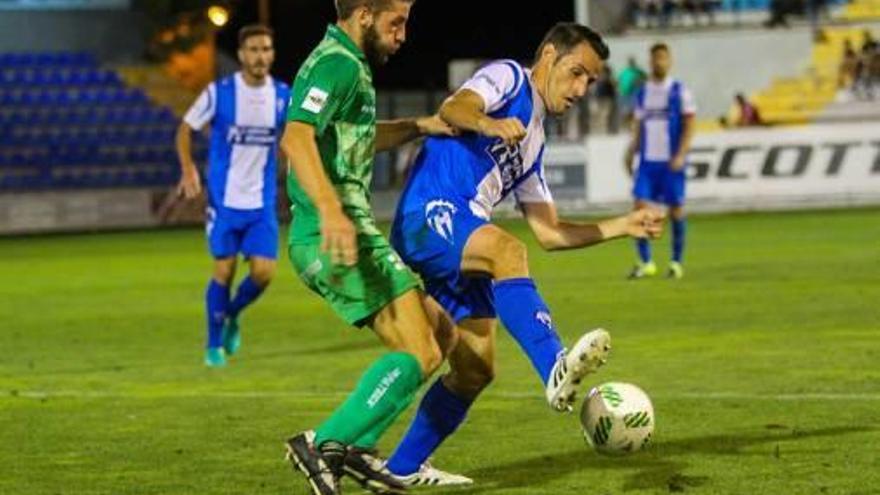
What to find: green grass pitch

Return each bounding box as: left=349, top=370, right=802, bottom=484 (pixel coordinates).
left=2, top=208, right=879, bottom=494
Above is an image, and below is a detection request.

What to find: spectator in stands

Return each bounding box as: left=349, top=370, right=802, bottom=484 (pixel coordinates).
left=838, top=39, right=860, bottom=90
left=681, top=0, right=718, bottom=26
left=764, top=0, right=795, bottom=28
left=733, top=93, right=763, bottom=126
left=859, top=30, right=880, bottom=100
left=639, top=0, right=674, bottom=28
left=861, top=29, right=877, bottom=54
left=588, top=65, right=618, bottom=134
left=618, top=56, right=647, bottom=122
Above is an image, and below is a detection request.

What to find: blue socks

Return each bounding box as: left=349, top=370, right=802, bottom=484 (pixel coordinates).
left=205, top=279, right=229, bottom=348
left=386, top=278, right=565, bottom=477
left=637, top=238, right=652, bottom=263
left=637, top=218, right=686, bottom=264
left=387, top=380, right=473, bottom=476
left=672, top=218, right=687, bottom=263
left=493, top=278, right=563, bottom=384
left=229, top=276, right=265, bottom=318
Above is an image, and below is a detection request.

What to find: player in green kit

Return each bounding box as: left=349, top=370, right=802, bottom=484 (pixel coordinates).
left=279, top=1, right=459, bottom=494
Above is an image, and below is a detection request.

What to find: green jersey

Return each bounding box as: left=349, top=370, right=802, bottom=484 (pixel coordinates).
left=286, top=25, right=382, bottom=246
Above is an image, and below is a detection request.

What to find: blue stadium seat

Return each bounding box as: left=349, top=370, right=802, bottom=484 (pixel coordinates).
left=55, top=52, right=75, bottom=66
left=0, top=51, right=186, bottom=190
left=15, top=53, right=35, bottom=67
left=48, top=70, right=66, bottom=85
left=65, top=70, right=85, bottom=85
left=35, top=53, right=56, bottom=66
left=70, top=52, right=97, bottom=67
left=30, top=70, right=49, bottom=85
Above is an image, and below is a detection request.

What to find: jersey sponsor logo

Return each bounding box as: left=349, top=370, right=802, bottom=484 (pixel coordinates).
left=643, top=108, right=671, bottom=120
left=487, top=141, right=525, bottom=192
left=425, top=199, right=457, bottom=244
left=226, top=125, right=277, bottom=146
left=301, top=86, right=329, bottom=114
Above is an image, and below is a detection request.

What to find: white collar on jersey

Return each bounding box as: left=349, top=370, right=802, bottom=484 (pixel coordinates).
left=234, top=71, right=273, bottom=90
left=647, top=76, right=674, bottom=89
left=524, top=68, right=547, bottom=122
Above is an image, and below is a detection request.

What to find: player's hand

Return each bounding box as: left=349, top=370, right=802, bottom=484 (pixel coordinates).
left=416, top=115, right=459, bottom=137
left=625, top=208, right=665, bottom=239
left=670, top=154, right=687, bottom=172
left=478, top=117, right=527, bottom=146
left=319, top=206, right=358, bottom=267
left=177, top=167, right=202, bottom=199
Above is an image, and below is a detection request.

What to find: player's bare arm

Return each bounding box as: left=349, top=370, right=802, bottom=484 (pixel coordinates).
left=375, top=116, right=457, bottom=152
left=671, top=113, right=696, bottom=171
left=281, top=121, right=357, bottom=266
left=438, top=89, right=526, bottom=146
left=623, top=117, right=642, bottom=176
left=175, top=121, right=202, bottom=199
left=520, top=202, right=665, bottom=251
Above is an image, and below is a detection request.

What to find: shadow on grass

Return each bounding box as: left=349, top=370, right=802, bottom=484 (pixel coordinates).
left=453, top=425, right=874, bottom=494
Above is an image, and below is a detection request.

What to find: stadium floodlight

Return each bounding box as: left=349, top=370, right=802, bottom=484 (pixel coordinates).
left=207, top=4, right=230, bottom=27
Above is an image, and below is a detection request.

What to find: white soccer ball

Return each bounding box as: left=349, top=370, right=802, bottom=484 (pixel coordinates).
left=580, top=382, right=655, bottom=455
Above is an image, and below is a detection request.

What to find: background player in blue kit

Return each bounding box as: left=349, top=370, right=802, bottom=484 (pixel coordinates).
left=382, top=23, right=665, bottom=486
left=624, top=42, right=697, bottom=280
left=175, top=25, right=290, bottom=367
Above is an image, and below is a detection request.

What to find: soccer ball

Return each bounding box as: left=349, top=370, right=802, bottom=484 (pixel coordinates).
left=580, top=382, right=654, bottom=455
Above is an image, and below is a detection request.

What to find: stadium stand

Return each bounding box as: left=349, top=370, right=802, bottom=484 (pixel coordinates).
left=0, top=51, right=205, bottom=191
left=732, top=24, right=879, bottom=126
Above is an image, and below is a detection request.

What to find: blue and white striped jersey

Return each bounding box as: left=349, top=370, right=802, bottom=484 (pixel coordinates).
left=400, top=60, right=553, bottom=221
left=184, top=72, right=290, bottom=211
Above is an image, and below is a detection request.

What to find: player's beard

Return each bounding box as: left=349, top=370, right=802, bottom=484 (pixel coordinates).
left=363, top=24, right=390, bottom=66
left=244, top=62, right=269, bottom=82
left=651, top=67, right=668, bottom=80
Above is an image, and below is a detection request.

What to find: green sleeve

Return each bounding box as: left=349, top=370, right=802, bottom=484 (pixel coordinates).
left=287, top=54, right=359, bottom=134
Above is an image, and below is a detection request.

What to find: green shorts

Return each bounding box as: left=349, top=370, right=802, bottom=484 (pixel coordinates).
left=289, top=237, right=421, bottom=326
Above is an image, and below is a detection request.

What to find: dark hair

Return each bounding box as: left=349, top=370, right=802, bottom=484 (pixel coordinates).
left=534, top=23, right=610, bottom=64
left=335, top=0, right=416, bottom=20
left=650, top=42, right=670, bottom=55
left=238, top=24, right=273, bottom=46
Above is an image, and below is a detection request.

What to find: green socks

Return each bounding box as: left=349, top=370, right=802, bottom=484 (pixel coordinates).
left=315, top=352, right=423, bottom=448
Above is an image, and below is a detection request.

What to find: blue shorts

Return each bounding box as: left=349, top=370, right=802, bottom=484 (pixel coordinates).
left=206, top=205, right=278, bottom=260
left=390, top=198, right=496, bottom=323
left=633, top=161, right=686, bottom=207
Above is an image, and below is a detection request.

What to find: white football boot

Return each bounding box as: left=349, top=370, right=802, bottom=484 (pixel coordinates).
left=393, top=462, right=474, bottom=487
left=545, top=328, right=611, bottom=412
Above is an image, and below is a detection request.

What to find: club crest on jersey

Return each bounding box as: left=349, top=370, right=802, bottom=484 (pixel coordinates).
left=425, top=199, right=457, bottom=244
left=301, top=87, right=329, bottom=114
left=535, top=310, right=553, bottom=329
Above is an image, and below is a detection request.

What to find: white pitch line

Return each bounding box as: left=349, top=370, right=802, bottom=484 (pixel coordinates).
left=6, top=390, right=880, bottom=401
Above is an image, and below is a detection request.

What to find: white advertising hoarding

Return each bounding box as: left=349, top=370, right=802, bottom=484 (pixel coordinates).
left=581, top=123, right=880, bottom=211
